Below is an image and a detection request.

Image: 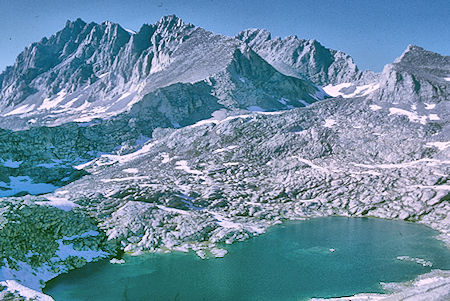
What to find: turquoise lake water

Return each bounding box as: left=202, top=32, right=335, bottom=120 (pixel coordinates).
left=45, top=217, right=450, bottom=301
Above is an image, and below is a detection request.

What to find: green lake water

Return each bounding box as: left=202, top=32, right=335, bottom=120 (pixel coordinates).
left=44, top=217, right=450, bottom=301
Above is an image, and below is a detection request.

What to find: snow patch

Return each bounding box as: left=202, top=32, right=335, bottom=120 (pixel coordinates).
left=424, top=103, right=436, bottom=110
left=428, top=114, right=440, bottom=121
left=0, top=176, right=58, bottom=197
left=297, top=99, right=310, bottom=107
left=323, top=82, right=379, bottom=98
left=323, top=119, right=336, bottom=128
left=0, top=280, right=53, bottom=301
left=175, top=160, right=202, bottom=175
left=161, top=153, right=172, bottom=163
left=101, top=176, right=150, bottom=183
left=191, top=119, right=219, bottom=128
left=123, top=168, right=139, bottom=174
left=75, top=140, right=159, bottom=169
left=38, top=91, right=67, bottom=110
left=4, top=104, right=35, bottom=116
left=157, top=205, right=189, bottom=215
left=397, top=256, right=433, bottom=267
left=322, top=83, right=352, bottom=97
left=36, top=193, right=79, bottom=211
left=389, top=107, right=428, bottom=124
left=247, top=106, right=265, bottom=112
left=425, top=141, right=450, bottom=150
left=213, top=145, right=238, bottom=153
left=369, top=104, right=382, bottom=111
left=2, top=159, right=23, bottom=168
left=53, top=240, right=108, bottom=262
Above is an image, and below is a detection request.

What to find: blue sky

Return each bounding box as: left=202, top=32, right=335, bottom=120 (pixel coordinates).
left=0, top=0, right=448, bottom=72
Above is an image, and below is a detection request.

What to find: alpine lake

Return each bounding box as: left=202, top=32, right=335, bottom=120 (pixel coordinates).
left=44, top=217, right=450, bottom=301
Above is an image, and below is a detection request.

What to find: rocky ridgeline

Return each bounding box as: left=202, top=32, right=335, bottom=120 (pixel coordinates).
left=370, top=45, right=450, bottom=104
left=0, top=15, right=328, bottom=130
left=236, top=28, right=377, bottom=85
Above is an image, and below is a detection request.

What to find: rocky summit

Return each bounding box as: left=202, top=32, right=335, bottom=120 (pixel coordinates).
left=0, top=15, right=449, bottom=300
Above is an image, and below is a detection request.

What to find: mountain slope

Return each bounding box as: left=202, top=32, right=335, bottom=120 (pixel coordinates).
left=370, top=45, right=450, bottom=104
left=0, top=16, right=324, bottom=130
left=236, top=28, right=377, bottom=86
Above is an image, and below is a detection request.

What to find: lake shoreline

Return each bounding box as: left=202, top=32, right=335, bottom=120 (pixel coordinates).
left=42, top=216, right=450, bottom=301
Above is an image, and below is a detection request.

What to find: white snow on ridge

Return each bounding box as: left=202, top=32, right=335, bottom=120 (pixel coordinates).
left=175, top=160, right=202, bottom=175
left=297, top=99, right=310, bottom=107
left=424, top=103, right=436, bottom=110
left=36, top=193, right=79, bottom=211
left=414, top=184, right=450, bottom=191
left=369, top=104, right=382, bottom=111
left=2, top=159, right=23, bottom=168
left=0, top=280, right=53, bottom=301
left=4, top=104, right=36, bottom=116
left=429, top=114, right=440, bottom=121
left=191, top=119, right=219, bottom=128
left=297, top=158, right=331, bottom=173
left=54, top=239, right=108, bottom=261
left=352, top=158, right=450, bottom=169
left=38, top=90, right=67, bottom=110
left=444, top=77, right=450, bottom=82
left=157, top=205, right=189, bottom=215
left=207, top=211, right=265, bottom=234
left=388, top=107, right=440, bottom=124
left=123, top=168, right=139, bottom=174
left=425, top=141, right=450, bottom=151
left=322, top=83, right=352, bottom=97
left=101, top=176, right=150, bottom=183
left=322, top=82, right=379, bottom=98
left=117, top=91, right=133, bottom=101
left=97, top=72, right=109, bottom=79
left=75, top=140, right=160, bottom=170
left=247, top=106, right=265, bottom=112
left=213, top=145, right=238, bottom=153
left=323, top=119, right=336, bottom=128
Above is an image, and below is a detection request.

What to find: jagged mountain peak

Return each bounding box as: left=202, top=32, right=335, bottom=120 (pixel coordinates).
left=154, top=14, right=194, bottom=34
left=0, top=16, right=326, bottom=129
left=394, top=44, right=450, bottom=67
left=236, top=28, right=272, bottom=44
left=158, top=14, right=185, bottom=26
left=64, top=18, right=87, bottom=29
left=369, top=45, right=449, bottom=103
left=236, top=29, right=367, bottom=85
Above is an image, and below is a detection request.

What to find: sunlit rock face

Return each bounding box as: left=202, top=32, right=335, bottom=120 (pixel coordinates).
left=0, top=15, right=324, bottom=130
left=369, top=45, right=450, bottom=104
left=236, top=28, right=377, bottom=86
